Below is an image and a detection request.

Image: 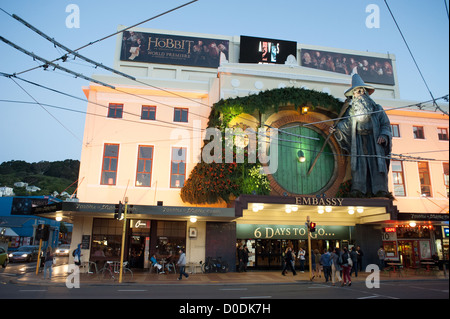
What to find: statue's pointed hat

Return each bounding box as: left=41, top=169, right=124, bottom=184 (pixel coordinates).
left=344, top=73, right=375, bottom=97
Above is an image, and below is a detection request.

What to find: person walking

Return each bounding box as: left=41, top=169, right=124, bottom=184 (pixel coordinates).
left=281, top=247, right=297, bottom=276
left=377, top=246, right=386, bottom=271
left=73, top=243, right=82, bottom=266
left=298, top=247, right=306, bottom=273
left=242, top=246, right=249, bottom=272
left=357, top=246, right=364, bottom=272
left=350, top=246, right=358, bottom=277
left=177, top=249, right=189, bottom=280
left=320, top=249, right=332, bottom=283
left=330, top=248, right=342, bottom=286
left=314, top=249, right=322, bottom=279
left=238, top=246, right=245, bottom=272
left=43, top=246, right=54, bottom=280
left=341, top=247, right=352, bottom=286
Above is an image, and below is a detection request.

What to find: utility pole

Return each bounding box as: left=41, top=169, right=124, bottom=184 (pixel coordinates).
left=119, top=197, right=128, bottom=283
left=306, top=216, right=313, bottom=281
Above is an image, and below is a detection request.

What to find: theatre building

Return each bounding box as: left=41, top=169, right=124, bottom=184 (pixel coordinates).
left=35, top=28, right=448, bottom=271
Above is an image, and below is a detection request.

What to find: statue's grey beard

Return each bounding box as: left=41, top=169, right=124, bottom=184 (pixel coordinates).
left=351, top=94, right=373, bottom=123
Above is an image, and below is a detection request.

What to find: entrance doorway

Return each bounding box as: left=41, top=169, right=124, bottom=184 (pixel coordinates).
left=240, top=238, right=338, bottom=270
left=398, top=240, right=419, bottom=268
left=128, top=220, right=151, bottom=269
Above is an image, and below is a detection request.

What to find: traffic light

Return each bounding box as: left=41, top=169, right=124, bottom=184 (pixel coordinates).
left=114, top=201, right=124, bottom=220
left=35, top=224, right=50, bottom=241
left=309, top=222, right=316, bottom=232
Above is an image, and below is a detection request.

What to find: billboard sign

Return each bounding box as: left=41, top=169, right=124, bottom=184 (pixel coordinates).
left=239, top=35, right=297, bottom=64
left=301, top=48, right=395, bottom=85
left=120, top=31, right=229, bottom=68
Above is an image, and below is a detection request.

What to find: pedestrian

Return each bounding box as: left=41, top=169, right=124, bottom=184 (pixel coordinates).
left=281, top=247, right=297, bottom=276
left=357, top=246, right=364, bottom=272
left=320, top=249, right=332, bottom=282
left=311, top=250, right=316, bottom=279
left=177, top=249, right=189, bottom=280
left=350, top=246, right=358, bottom=277
left=330, top=248, right=342, bottom=286
left=43, top=246, right=54, bottom=280
left=298, top=247, right=306, bottom=273
left=377, top=246, right=386, bottom=271
left=73, top=243, right=82, bottom=266
left=341, top=247, right=352, bottom=286
left=238, top=246, right=245, bottom=272
left=314, top=249, right=322, bottom=279
left=242, top=246, right=249, bottom=272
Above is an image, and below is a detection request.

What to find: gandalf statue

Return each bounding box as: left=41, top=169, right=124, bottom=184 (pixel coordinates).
left=330, top=74, right=392, bottom=197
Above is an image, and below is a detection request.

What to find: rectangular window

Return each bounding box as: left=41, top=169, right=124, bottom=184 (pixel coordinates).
left=418, top=161, right=432, bottom=197
left=443, top=162, right=449, bottom=198
left=438, top=128, right=449, bottom=141
left=108, top=103, right=123, bottom=118
left=101, top=144, right=119, bottom=185
left=170, top=147, right=186, bottom=188
left=391, top=160, right=406, bottom=196
left=390, top=124, right=400, bottom=138
left=90, top=218, right=122, bottom=261
left=141, top=105, right=156, bottom=120
left=174, top=108, right=188, bottom=123
left=156, top=221, right=186, bottom=255
left=136, top=145, right=154, bottom=187
left=413, top=126, right=425, bottom=139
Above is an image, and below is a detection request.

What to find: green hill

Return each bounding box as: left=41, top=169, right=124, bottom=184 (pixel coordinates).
left=0, top=159, right=79, bottom=198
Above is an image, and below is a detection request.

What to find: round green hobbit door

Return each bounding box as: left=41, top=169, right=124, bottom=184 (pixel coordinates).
left=271, top=123, right=336, bottom=195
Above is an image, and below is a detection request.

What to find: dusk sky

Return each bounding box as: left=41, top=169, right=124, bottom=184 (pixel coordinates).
left=0, top=0, right=448, bottom=164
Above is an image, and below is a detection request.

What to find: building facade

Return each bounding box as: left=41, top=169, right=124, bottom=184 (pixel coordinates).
left=36, top=28, right=448, bottom=271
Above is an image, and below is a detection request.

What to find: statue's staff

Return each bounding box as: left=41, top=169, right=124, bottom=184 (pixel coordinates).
left=306, top=96, right=351, bottom=176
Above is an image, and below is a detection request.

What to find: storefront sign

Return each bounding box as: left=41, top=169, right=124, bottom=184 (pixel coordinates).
left=120, top=31, right=229, bottom=68
left=237, top=224, right=351, bottom=240
left=295, top=197, right=343, bottom=206
left=397, top=213, right=449, bottom=221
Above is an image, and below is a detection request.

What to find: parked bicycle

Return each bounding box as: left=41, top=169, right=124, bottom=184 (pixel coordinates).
left=201, top=257, right=229, bottom=273
left=99, top=261, right=133, bottom=281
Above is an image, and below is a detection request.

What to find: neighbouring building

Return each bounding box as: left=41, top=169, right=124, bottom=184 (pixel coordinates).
left=32, top=28, right=448, bottom=271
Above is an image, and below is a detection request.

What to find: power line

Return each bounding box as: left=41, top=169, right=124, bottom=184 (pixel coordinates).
left=384, top=0, right=449, bottom=116
left=1, top=1, right=199, bottom=76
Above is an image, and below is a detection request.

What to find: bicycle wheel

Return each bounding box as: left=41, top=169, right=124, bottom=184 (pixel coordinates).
left=202, top=262, right=211, bottom=273
left=122, top=268, right=134, bottom=282
left=100, top=268, right=114, bottom=281
left=219, top=262, right=229, bottom=273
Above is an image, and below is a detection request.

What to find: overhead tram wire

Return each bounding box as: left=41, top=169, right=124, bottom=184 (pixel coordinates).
left=384, top=0, right=449, bottom=116
left=1, top=0, right=199, bottom=76
left=8, top=12, right=213, bottom=110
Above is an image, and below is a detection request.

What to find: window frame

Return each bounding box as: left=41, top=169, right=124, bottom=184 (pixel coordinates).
left=391, top=160, right=406, bottom=197
left=135, top=145, right=154, bottom=187
left=443, top=162, right=449, bottom=198
left=390, top=124, right=401, bottom=138
left=437, top=127, right=449, bottom=141
left=170, top=147, right=187, bottom=188
left=413, top=126, right=425, bottom=139
left=418, top=161, right=432, bottom=197
left=107, top=103, right=123, bottom=119
left=173, top=107, right=189, bottom=123
left=101, top=143, right=120, bottom=185
left=141, top=105, right=156, bottom=121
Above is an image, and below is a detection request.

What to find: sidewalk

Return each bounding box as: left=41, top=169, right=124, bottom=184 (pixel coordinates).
left=7, top=264, right=449, bottom=287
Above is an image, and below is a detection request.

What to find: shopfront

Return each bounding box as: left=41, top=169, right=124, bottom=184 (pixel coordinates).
left=234, top=194, right=399, bottom=270
left=237, top=224, right=353, bottom=269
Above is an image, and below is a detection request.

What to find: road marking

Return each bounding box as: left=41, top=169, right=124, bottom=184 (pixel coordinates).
left=117, top=289, right=147, bottom=292
left=308, top=284, right=330, bottom=288
left=20, top=289, right=46, bottom=292
left=240, top=296, right=272, bottom=299
left=220, top=288, right=248, bottom=291
left=357, top=295, right=379, bottom=299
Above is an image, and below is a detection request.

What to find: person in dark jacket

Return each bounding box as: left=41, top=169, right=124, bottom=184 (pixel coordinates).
left=43, top=246, right=54, bottom=280
left=281, top=247, right=297, bottom=276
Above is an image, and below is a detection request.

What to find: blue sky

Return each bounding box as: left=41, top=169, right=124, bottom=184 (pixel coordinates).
left=0, top=0, right=448, bottom=164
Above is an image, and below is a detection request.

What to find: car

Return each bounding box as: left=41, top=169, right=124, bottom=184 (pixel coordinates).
left=8, top=245, right=40, bottom=263
left=55, top=244, right=71, bottom=257
left=0, top=247, right=8, bottom=268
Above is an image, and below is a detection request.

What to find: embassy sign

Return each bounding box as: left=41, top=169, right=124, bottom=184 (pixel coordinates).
left=295, top=197, right=344, bottom=206
left=120, top=31, right=229, bottom=68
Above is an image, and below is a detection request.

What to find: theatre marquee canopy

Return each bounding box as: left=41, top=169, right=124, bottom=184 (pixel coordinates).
left=235, top=194, right=399, bottom=226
